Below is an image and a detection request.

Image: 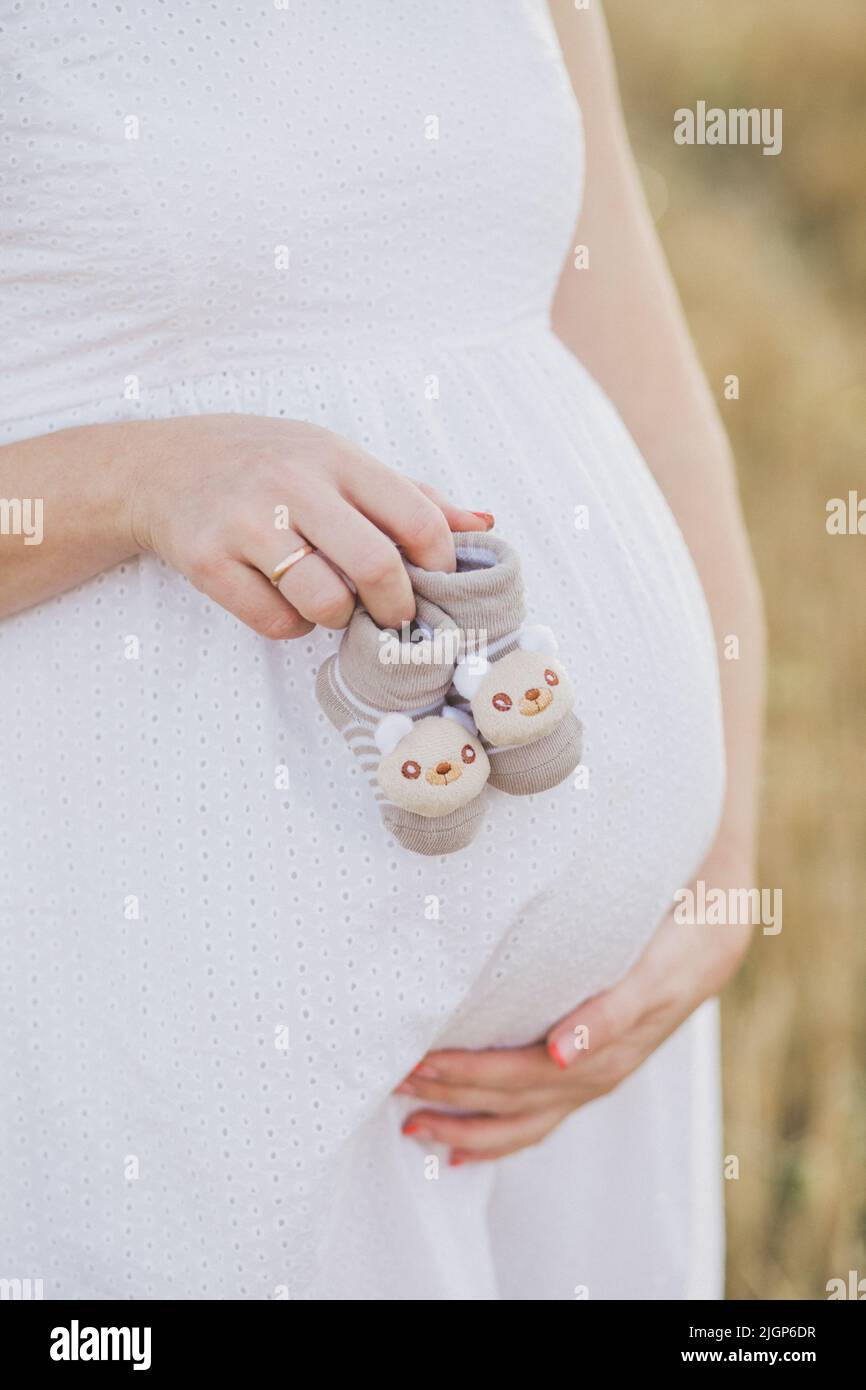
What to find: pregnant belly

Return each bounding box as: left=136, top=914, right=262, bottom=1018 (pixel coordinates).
left=419, top=337, right=727, bottom=1049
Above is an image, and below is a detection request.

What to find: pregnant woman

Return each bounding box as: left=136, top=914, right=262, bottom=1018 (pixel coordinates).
left=0, top=2, right=763, bottom=1299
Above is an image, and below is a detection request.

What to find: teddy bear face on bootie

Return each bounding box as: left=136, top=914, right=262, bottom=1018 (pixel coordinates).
left=453, top=625, right=575, bottom=747
left=375, top=711, right=490, bottom=817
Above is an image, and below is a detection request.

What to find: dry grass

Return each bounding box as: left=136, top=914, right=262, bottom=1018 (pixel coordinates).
left=605, top=0, right=866, bottom=1299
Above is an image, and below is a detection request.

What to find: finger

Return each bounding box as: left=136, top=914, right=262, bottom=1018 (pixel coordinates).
left=192, top=555, right=314, bottom=640
left=274, top=550, right=356, bottom=630
left=343, top=469, right=457, bottom=572
left=547, top=979, right=643, bottom=1071
left=394, top=1075, right=557, bottom=1115
left=237, top=530, right=356, bottom=631
left=402, top=1107, right=564, bottom=1156
left=406, top=1044, right=554, bottom=1094
left=411, top=479, right=495, bottom=535
left=303, top=499, right=416, bottom=629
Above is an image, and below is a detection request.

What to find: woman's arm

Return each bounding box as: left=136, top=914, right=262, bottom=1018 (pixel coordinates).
left=0, top=417, right=490, bottom=629
left=549, top=0, right=765, bottom=859
left=0, top=423, right=144, bottom=617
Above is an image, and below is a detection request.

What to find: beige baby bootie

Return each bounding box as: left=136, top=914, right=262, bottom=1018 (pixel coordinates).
left=407, top=533, right=583, bottom=796
left=316, top=598, right=489, bottom=855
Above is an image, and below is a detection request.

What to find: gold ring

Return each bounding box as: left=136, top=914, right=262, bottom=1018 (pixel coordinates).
left=270, top=543, right=315, bottom=586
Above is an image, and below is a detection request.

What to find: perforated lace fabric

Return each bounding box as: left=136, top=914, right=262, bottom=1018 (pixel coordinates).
left=0, top=1, right=726, bottom=1299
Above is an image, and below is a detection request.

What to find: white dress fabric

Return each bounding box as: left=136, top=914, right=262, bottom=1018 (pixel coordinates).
left=0, top=1, right=726, bottom=1300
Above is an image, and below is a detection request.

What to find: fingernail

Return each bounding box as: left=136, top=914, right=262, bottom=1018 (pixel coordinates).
left=548, top=1038, right=569, bottom=1070
left=449, top=1155, right=465, bottom=1167
left=471, top=511, right=495, bottom=530
left=403, top=1123, right=432, bottom=1139
left=412, top=1063, right=438, bottom=1079
left=394, top=1081, right=416, bottom=1095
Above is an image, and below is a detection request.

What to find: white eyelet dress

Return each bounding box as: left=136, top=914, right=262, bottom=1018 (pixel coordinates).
left=0, top=1, right=726, bottom=1300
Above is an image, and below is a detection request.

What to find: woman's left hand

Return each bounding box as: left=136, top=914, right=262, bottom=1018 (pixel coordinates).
left=395, top=845, right=755, bottom=1165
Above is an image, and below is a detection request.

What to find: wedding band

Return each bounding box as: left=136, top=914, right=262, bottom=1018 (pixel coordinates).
left=269, top=543, right=315, bottom=586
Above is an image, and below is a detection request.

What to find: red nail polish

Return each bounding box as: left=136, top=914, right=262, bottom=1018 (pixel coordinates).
left=449, top=1155, right=465, bottom=1167
left=548, top=1039, right=568, bottom=1070
left=403, top=1122, right=420, bottom=1135
left=412, top=1063, right=438, bottom=1079
left=471, top=511, right=495, bottom=530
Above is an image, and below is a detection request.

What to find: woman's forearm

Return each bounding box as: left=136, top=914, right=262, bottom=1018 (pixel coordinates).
left=0, top=422, right=144, bottom=618
left=550, top=0, right=765, bottom=861
left=0, top=414, right=491, bottom=634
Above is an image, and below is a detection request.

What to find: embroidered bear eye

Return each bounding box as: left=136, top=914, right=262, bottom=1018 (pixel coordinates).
left=461, top=744, right=476, bottom=764
left=544, top=669, right=559, bottom=687
left=401, top=760, right=421, bottom=779
left=492, top=692, right=512, bottom=711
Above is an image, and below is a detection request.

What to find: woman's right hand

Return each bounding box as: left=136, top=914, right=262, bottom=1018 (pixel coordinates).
left=130, top=413, right=491, bottom=639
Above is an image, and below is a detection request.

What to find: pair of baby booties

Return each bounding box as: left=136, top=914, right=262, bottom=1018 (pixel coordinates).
left=316, top=532, right=583, bottom=855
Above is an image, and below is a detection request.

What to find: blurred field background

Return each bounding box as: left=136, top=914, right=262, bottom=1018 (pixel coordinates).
left=603, top=0, right=866, bottom=1298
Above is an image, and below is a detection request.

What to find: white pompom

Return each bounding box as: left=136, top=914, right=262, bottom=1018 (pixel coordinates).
left=441, top=705, right=478, bottom=736
left=374, top=712, right=414, bottom=756
left=518, top=624, right=558, bottom=655
left=452, top=653, right=490, bottom=699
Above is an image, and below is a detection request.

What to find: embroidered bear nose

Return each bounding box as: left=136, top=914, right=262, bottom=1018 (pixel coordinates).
left=435, top=761, right=452, bottom=775
left=524, top=688, right=540, bottom=702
